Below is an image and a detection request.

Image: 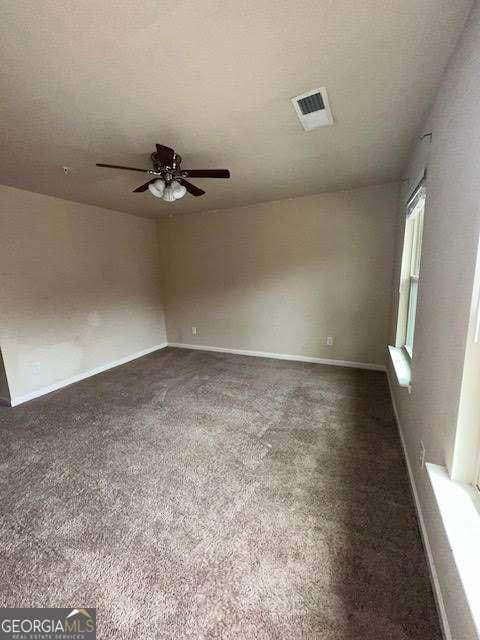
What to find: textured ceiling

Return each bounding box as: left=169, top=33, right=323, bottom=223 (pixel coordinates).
left=0, top=0, right=472, bottom=218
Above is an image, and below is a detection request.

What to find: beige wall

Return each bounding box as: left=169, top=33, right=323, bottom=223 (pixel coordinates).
left=388, top=3, right=480, bottom=638
left=160, top=183, right=399, bottom=366
left=0, top=185, right=166, bottom=401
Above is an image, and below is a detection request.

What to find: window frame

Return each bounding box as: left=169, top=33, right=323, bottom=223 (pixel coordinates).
left=404, top=194, right=425, bottom=358
left=395, top=177, right=426, bottom=362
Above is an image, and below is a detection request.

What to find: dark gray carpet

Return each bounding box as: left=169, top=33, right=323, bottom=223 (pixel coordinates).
left=0, top=347, right=441, bottom=639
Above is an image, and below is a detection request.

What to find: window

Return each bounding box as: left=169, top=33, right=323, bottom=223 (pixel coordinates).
left=396, top=179, right=426, bottom=360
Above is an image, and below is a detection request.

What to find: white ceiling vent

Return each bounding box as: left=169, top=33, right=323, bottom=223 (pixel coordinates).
left=291, top=88, right=333, bottom=131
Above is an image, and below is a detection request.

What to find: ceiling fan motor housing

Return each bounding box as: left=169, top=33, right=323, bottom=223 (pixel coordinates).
left=151, top=151, right=181, bottom=172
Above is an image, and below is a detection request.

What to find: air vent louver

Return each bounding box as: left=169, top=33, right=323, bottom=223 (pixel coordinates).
left=291, top=88, right=333, bottom=130
left=297, top=92, right=325, bottom=115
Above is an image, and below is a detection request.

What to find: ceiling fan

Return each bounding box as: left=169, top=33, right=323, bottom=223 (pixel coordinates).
left=96, top=144, right=230, bottom=203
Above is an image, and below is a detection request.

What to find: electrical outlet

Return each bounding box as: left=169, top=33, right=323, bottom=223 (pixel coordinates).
left=31, top=362, right=41, bottom=375
left=191, top=326, right=197, bottom=336
left=419, top=440, right=426, bottom=469
left=326, top=336, right=333, bottom=346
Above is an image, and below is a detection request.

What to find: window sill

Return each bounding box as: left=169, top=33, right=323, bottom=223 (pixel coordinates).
left=388, top=345, right=411, bottom=387
left=427, top=463, right=480, bottom=636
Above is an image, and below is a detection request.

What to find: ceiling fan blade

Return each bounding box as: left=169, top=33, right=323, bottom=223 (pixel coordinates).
left=182, top=169, right=230, bottom=179
left=97, top=163, right=148, bottom=173
left=180, top=179, right=206, bottom=197
left=156, top=144, right=175, bottom=164
left=133, top=179, right=156, bottom=193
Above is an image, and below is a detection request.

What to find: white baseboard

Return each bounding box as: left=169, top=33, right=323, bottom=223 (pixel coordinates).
left=9, top=343, right=168, bottom=407
left=386, top=372, right=452, bottom=640
left=168, top=342, right=386, bottom=371
left=6, top=341, right=383, bottom=407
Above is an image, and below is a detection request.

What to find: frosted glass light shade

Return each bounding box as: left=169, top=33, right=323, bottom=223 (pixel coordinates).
left=172, top=181, right=187, bottom=199
left=148, top=179, right=165, bottom=198
left=163, top=185, right=176, bottom=202
left=154, top=178, right=165, bottom=192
